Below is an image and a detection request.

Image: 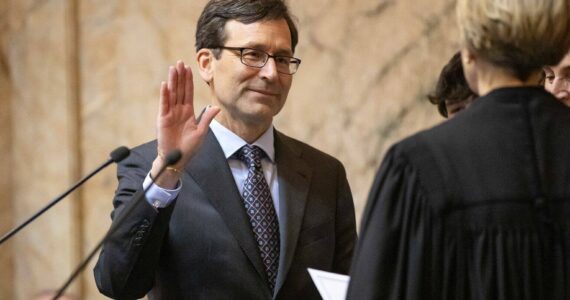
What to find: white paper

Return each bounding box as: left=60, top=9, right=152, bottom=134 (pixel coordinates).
left=307, top=268, right=350, bottom=300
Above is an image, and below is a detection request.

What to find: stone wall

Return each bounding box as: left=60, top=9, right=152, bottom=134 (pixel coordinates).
left=1, top=0, right=460, bottom=298
left=0, top=1, right=14, bottom=299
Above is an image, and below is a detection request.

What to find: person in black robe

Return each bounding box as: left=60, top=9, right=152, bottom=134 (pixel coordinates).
left=347, top=0, right=570, bottom=299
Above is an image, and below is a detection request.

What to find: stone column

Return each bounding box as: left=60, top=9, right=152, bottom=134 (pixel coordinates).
left=0, top=2, right=14, bottom=297
left=2, top=0, right=81, bottom=298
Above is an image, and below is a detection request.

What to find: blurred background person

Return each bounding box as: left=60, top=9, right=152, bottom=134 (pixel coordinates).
left=427, top=51, right=477, bottom=118
left=347, top=0, right=570, bottom=299
left=544, top=49, right=570, bottom=106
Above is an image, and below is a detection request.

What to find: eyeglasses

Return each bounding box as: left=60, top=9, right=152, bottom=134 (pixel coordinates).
left=215, top=46, right=301, bottom=75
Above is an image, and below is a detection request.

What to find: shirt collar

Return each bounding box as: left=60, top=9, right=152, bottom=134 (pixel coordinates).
left=210, top=119, right=275, bottom=162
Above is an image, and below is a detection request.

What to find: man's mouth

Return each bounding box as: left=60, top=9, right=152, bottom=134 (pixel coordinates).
left=248, top=88, right=279, bottom=96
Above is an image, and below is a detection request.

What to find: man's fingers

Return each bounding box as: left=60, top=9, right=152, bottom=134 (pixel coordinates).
left=169, top=66, right=178, bottom=105
left=177, top=61, right=186, bottom=105
left=184, top=65, right=194, bottom=107
left=159, top=81, right=169, bottom=117
left=197, top=106, right=221, bottom=131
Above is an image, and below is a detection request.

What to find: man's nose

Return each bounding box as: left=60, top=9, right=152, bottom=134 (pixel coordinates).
left=552, top=77, right=570, bottom=92
left=259, top=57, right=279, bottom=80
left=551, top=77, right=570, bottom=103
left=555, top=90, right=570, bottom=103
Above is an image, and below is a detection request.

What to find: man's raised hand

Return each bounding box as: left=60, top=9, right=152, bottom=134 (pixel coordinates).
left=151, top=60, right=219, bottom=188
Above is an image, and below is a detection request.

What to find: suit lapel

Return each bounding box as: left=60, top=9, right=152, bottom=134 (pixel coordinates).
left=187, top=130, right=268, bottom=285
left=273, top=131, right=313, bottom=294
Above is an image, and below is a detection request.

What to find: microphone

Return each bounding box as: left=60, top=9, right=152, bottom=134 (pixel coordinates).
left=52, top=149, right=183, bottom=300
left=0, top=146, right=131, bottom=246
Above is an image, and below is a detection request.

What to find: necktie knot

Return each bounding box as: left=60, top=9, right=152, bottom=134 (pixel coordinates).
left=235, top=145, right=265, bottom=169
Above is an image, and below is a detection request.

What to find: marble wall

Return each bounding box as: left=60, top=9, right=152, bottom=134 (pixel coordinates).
left=0, top=1, right=14, bottom=299
left=1, top=0, right=460, bottom=298
left=1, top=0, right=82, bottom=299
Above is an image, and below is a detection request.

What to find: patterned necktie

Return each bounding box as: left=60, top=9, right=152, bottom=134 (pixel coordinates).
left=234, top=144, right=280, bottom=292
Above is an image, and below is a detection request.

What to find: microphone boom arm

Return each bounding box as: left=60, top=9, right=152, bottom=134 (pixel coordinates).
left=52, top=149, right=182, bottom=300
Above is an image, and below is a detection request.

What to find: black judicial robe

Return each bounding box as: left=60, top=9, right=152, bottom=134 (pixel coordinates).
left=347, top=87, right=570, bottom=300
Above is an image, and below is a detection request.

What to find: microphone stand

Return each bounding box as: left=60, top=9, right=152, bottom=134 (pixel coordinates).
left=52, top=149, right=182, bottom=300
left=0, top=146, right=130, bottom=246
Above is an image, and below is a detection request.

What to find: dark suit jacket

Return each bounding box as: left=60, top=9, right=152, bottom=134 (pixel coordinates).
left=94, top=129, right=356, bottom=299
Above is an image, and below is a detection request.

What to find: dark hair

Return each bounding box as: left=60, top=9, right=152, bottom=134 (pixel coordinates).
left=538, top=69, right=546, bottom=86
left=195, top=0, right=298, bottom=57
left=428, top=52, right=476, bottom=117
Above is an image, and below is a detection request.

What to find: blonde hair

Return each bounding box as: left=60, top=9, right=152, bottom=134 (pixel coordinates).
left=457, top=0, right=570, bottom=80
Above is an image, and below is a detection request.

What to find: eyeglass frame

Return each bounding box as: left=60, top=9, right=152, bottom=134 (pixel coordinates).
left=213, top=46, right=302, bottom=75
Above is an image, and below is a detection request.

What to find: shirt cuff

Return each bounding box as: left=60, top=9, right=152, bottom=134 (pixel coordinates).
left=143, top=173, right=182, bottom=208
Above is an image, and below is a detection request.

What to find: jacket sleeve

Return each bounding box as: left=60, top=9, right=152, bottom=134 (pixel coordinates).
left=93, top=144, right=176, bottom=299
left=332, top=162, right=358, bottom=274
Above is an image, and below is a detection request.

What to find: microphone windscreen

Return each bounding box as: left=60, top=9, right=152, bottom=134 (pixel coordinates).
left=110, top=146, right=131, bottom=163
left=165, top=149, right=182, bottom=166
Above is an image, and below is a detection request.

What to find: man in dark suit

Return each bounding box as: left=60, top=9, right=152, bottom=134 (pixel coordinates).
left=93, top=0, right=356, bottom=299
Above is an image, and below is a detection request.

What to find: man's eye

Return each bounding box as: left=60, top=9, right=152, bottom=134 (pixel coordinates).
left=243, top=51, right=263, bottom=60
left=275, top=57, right=290, bottom=65
left=546, top=76, right=555, bottom=83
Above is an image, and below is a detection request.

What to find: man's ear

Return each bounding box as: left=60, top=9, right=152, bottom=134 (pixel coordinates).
left=197, top=49, right=214, bottom=84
